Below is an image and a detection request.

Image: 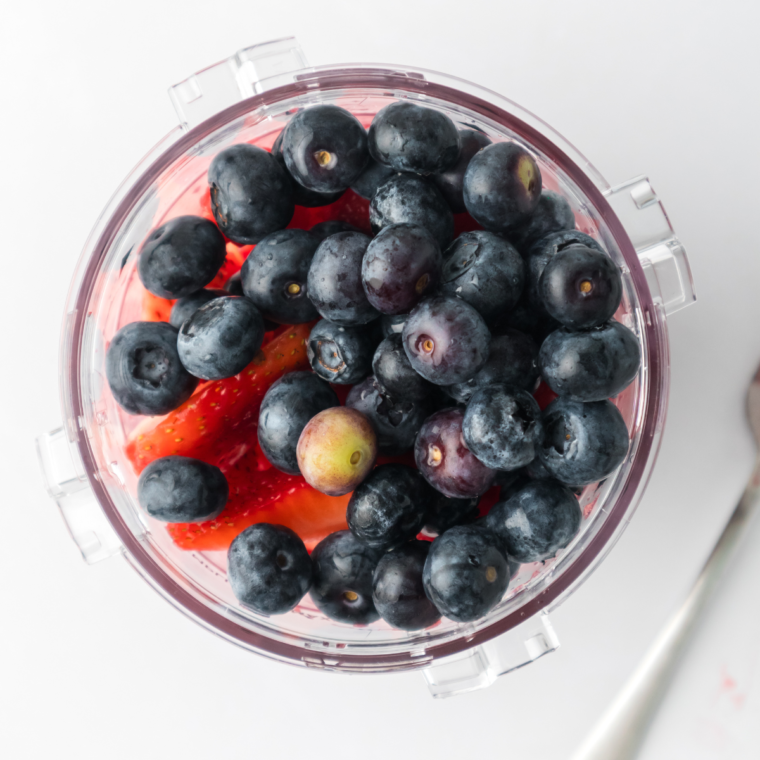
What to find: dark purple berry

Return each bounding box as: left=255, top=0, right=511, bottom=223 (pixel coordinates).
left=539, top=397, right=630, bottom=486
left=509, top=191, right=575, bottom=253
left=240, top=229, right=320, bottom=324
left=281, top=105, right=369, bottom=193
left=138, top=216, right=227, bottom=299
left=307, top=231, right=379, bottom=325
left=368, top=101, right=460, bottom=174
left=485, top=479, right=581, bottom=563
left=525, top=230, right=604, bottom=310
left=380, top=313, right=409, bottom=338
left=463, top=142, right=542, bottom=232
left=271, top=131, right=345, bottom=207
left=373, top=541, right=441, bottom=630
left=177, top=296, right=265, bottom=380
left=462, top=385, right=543, bottom=471
left=347, top=464, right=434, bottom=549
left=539, top=245, right=623, bottom=329
left=106, top=322, right=198, bottom=415
left=432, top=128, right=492, bottom=213
left=258, top=372, right=339, bottom=475
left=310, top=531, right=384, bottom=624
left=350, top=158, right=396, bottom=200
left=445, top=330, right=539, bottom=403
left=346, top=376, right=429, bottom=455
left=539, top=320, right=640, bottom=401
left=414, top=407, right=496, bottom=499
left=228, top=524, right=312, bottom=615
left=170, top=289, right=227, bottom=329
left=370, top=173, right=454, bottom=250
left=138, top=455, right=228, bottom=523
left=208, top=144, right=294, bottom=244
left=362, top=223, right=441, bottom=315
left=402, top=295, right=491, bottom=385
left=307, top=319, right=374, bottom=385
left=440, top=230, right=524, bottom=324
left=423, top=525, right=509, bottom=622
left=372, top=334, right=431, bottom=401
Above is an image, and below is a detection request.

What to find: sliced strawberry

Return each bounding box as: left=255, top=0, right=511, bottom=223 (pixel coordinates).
left=125, top=323, right=313, bottom=472
left=452, top=211, right=484, bottom=237
left=167, top=456, right=350, bottom=552
left=533, top=381, right=558, bottom=411
left=288, top=189, right=371, bottom=235
left=476, top=485, right=502, bottom=519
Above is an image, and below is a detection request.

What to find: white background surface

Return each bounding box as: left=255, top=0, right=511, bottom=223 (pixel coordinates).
left=2, top=1, right=760, bottom=758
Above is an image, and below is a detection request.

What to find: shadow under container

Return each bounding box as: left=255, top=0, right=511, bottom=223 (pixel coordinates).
left=36, top=37, right=696, bottom=698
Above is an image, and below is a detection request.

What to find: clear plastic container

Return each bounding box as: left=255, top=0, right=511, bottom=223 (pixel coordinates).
left=36, top=37, right=696, bottom=697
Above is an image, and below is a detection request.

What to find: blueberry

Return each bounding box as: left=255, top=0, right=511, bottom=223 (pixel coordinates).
left=485, top=479, right=581, bottom=563
left=228, top=524, right=312, bottom=615
left=370, top=173, right=454, bottom=251
left=492, top=293, right=560, bottom=344
left=414, top=407, right=496, bottom=499
left=539, top=320, right=640, bottom=401
left=525, top=230, right=604, bottom=310
left=402, top=295, right=491, bottom=385
left=525, top=456, right=554, bottom=481
left=525, top=453, right=585, bottom=496
left=539, top=245, right=623, bottom=329
left=307, top=232, right=379, bottom=325
left=362, top=223, right=442, bottom=315
left=368, top=101, right=460, bottom=174
left=347, top=464, right=434, bottom=549
left=223, top=273, right=244, bottom=297
left=464, top=142, right=542, bottom=232
left=423, top=524, right=509, bottom=622
left=424, top=493, right=479, bottom=534
left=271, top=131, right=346, bottom=207
left=373, top=541, right=441, bottom=630
left=508, top=191, right=575, bottom=253
left=138, top=216, right=227, bottom=299
left=169, top=289, right=227, bottom=329
left=346, top=376, right=429, bottom=455
left=240, top=229, right=320, bottom=324
left=137, top=455, right=228, bottom=522
left=463, top=385, right=543, bottom=471
left=372, top=333, right=431, bottom=401
left=177, top=296, right=265, bottom=380
left=495, top=471, right=531, bottom=502
left=307, top=319, right=374, bottom=385
left=432, top=128, right=492, bottom=213
left=440, top=230, right=525, bottom=324
left=445, top=330, right=539, bottom=403
left=106, top=321, right=198, bottom=415
left=539, top=397, right=629, bottom=486
left=380, top=313, right=409, bottom=338
left=310, top=530, right=384, bottom=624
left=258, top=372, right=339, bottom=474
left=350, top=157, right=397, bottom=200
left=281, top=105, right=369, bottom=193
left=208, top=144, right=294, bottom=244
left=309, top=220, right=360, bottom=243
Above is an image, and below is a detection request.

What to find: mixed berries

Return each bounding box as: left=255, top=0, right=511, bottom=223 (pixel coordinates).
left=109, top=98, right=641, bottom=631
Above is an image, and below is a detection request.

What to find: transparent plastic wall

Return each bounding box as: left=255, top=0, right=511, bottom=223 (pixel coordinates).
left=38, top=38, right=695, bottom=696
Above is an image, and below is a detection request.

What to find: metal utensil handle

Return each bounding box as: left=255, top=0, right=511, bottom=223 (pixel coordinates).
left=571, top=455, right=760, bottom=760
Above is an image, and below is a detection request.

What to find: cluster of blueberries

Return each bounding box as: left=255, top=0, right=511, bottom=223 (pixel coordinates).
left=109, top=99, right=641, bottom=630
